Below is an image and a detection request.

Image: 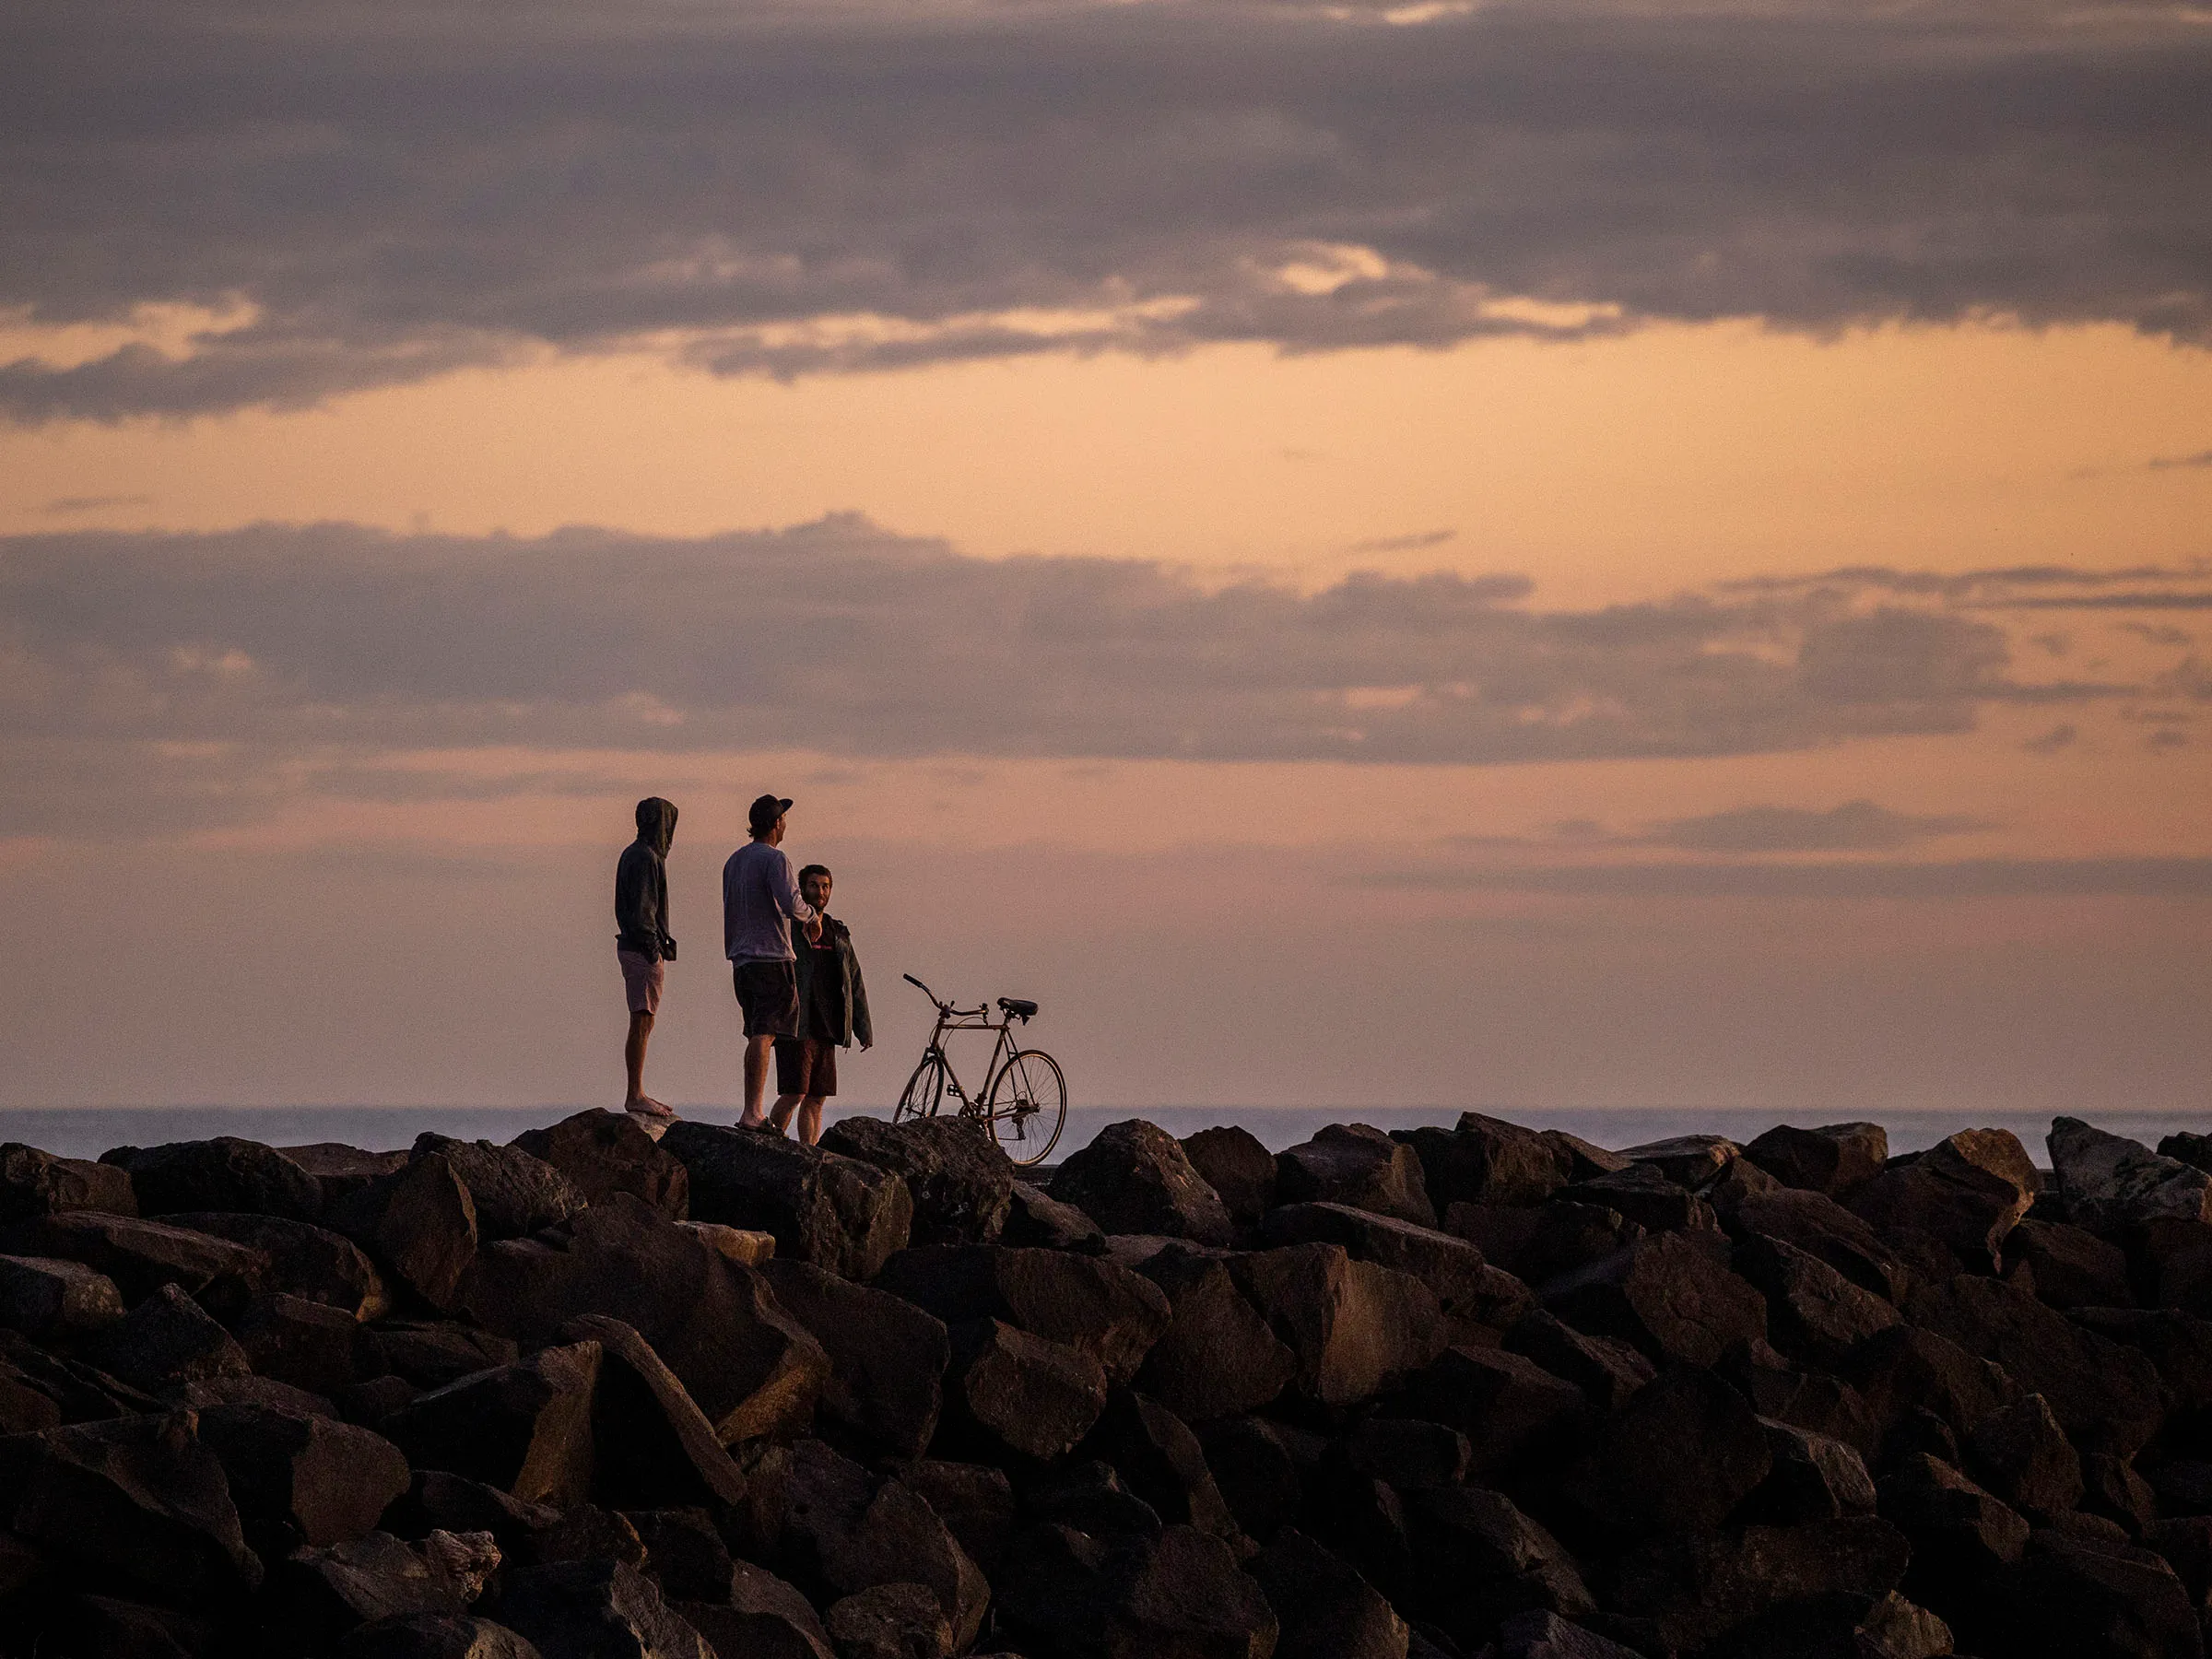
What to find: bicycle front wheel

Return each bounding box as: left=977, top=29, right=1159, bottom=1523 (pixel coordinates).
left=896, top=1052, right=950, bottom=1122
left=982, top=1049, right=1066, bottom=1166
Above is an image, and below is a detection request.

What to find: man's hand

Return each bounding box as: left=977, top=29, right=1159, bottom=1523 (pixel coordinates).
left=804, top=916, right=823, bottom=944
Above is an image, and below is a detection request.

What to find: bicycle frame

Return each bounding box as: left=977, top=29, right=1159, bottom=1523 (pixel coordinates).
left=903, top=975, right=1023, bottom=1114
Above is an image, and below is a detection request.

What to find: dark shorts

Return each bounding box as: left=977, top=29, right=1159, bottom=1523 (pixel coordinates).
left=732, top=959, right=800, bottom=1038
left=774, top=1037, right=838, bottom=1099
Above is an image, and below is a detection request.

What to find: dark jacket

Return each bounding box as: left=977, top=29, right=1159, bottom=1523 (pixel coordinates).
left=615, top=796, right=678, bottom=962
left=794, top=915, right=872, bottom=1049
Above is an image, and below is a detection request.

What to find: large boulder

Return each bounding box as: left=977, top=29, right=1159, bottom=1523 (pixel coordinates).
left=660, top=1122, right=911, bottom=1279
left=1618, top=1135, right=1742, bottom=1189
left=818, top=1116, right=1014, bottom=1245
left=2003, top=1218, right=2133, bottom=1309
left=233, top=1292, right=369, bottom=1396
left=1449, top=1201, right=1644, bottom=1289
left=165, top=1211, right=391, bottom=1319
left=1607, top=1516, right=1912, bottom=1653
left=1877, top=1453, right=2029, bottom=1583
left=338, top=1615, right=547, bottom=1659
left=1180, top=1126, right=1277, bottom=1230
left=489, top=1559, right=712, bottom=1659
left=512, top=1112, right=688, bottom=1220
left=759, top=1257, right=948, bottom=1458
left=1754, top=1418, right=1877, bottom=1524
left=1132, top=1247, right=1299, bottom=1423
left=100, top=1137, right=323, bottom=1222
left=941, top=1320, right=1109, bottom=1463
left=874, top=1243, right=1171, bottom=1386
left=1847, top=1130, right=2040, bottom=1272
left=0, top=1409, right=264, bottom=1603
left=674, top=1561, right=835, bottom=1659
left=1501, top=1310, right=1655, bottom=1412
left=557, top=1316, right=747, bottom=1511
left=1740, top=1123, right=1889, bottom=1197
left=994, top=1522, right=1278, bottom=1659
left=827, top=1477, right=991, bottom=1648
left=2050, top=1117, right=2212, bottom=1231
left=1276, top=1125, right=1435, bottom=1228
left=1841, top=1324, right=2019, bottom=1446
left=86, top=1281, right=252, bottom=1394
left=198, top=1401, right=412, bottom=1556
left=1562, top=1367, right=1772, bottom=1540
left=1404, top=1484, right=1594, bottom=1644
left=1260, top=1202, right=1501, bottom=1327
left=1478, top=1611, right=1646, bottom=1659
left=267, top=1529, right=501, bottom=1653
left=1541, top=1232, right=1768, bottom=1369
left=1964, top=1393, right=2083, bottom=1523
left=379, top=1342, right=602, bottom=1509
left=1230, top=1243, right=1446, bottom=1407
left=0, top=1143, right=137, bottom=1223
left=0, top=1210, right=266, bottom=1306
left=1731, top=1232, right=1900, bottom=1370
left=1395, top=1116, right=1567, bottom=1211
left=327, top=1154, right=480, bottom=1312
left=1247, top=1529, right=1407, bottom=1659
left=1001, top=1182, right=1107, bottom=1254
left=1722, top=1188, right=1910, bottom=1303
left=0, top=1253, right=124, bottom=1340
left=1971, top=1531, right=2206, bottom=1659
left=1051, top=1121, right=1235, bottom=1246
left=1084, top=1392, right=1237, bottom=1539
left=412, top=1136, right=586, bottom=1241
left=1398, top=1345, right=1584, bottom=1477
left=458, top=1195, right=829, bottom=1445
left=823, top=1582, right=952, bottom=1659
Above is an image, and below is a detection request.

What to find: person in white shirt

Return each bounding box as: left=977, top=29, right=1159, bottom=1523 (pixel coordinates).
left=723, top=793, right=821, bottom=1129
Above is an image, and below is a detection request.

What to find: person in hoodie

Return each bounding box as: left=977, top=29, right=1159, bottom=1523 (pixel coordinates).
left=615, top=796, right=680, bottom=1120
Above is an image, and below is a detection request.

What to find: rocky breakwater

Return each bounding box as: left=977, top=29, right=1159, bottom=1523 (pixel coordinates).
left=6, top=1112, right=2212, bottom=1657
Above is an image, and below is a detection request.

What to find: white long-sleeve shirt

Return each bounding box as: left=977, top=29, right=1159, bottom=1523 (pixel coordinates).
left=723, top=840, right=818, bottom=962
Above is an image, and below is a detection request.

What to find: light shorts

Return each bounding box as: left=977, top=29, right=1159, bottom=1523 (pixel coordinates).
left=618, top=947, right=665, bottom=1016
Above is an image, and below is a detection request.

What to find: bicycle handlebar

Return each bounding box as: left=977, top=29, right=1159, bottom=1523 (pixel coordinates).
left=903, top=973, right=994, bottom=1020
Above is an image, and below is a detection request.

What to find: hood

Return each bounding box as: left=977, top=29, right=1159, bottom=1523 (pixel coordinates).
left=634, top=795, right=677, bottom=855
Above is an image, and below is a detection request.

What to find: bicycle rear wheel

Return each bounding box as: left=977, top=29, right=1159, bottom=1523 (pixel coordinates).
left=896, top=1052, right=950, bottom=1122
left=982, top=1049, right=1066, bottom=1166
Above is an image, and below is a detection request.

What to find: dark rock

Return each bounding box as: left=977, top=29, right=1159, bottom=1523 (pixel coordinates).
left=1182, top=1126, right=1277, bottom=1230
left=271, top=1530, right=501, bottom=1652
left=1345, top=1416, right=1472, bottom=1490
left=2081, top=1452, right=2157, bottom=1536
left=0, top=1210, right=266, bottom=1305
left=102, top=1137, right=323, bottom=1222
left=1618, top=1134, right=1741, bottom=1189
left=942, top=1318, right=1109, bottom=1462
left=1701, top=1156, right=1783, bottom=1213
left=86, top=1281, right=251, bottom=1394
left=0, top=1143, right=137, bottom=1222
left=1907, top=1274, right=2167, bottom=1457
left=2052, top=1116, right=2212, bottom=1232
left=489, top=1559, right=712, bottom=1659
left=875, top=1242, right=1171, bottom=1386
left=1877, top=1453, right=2030, bottom=1581
left=2149, top=1461, right=2212, bottom=1516
left=1965, top=1393, right=2084, bottom=1522
left=819, top=1115, right=1014, bottom=1245
left=1262, top=1201, right=1499, bottom=1325
left=512, top=1112, right=689, bottom=1221
left=558, top=1315, right=747, bottom=1511
left=1398, top=1345, right=1583, bottom=1477
left=1841, top=1324, right=2018, bottom=1446
left=1541, top=1232, right=1767, bottom=1369
left=994, top=1521, right=1278, bottom=1659
left=675, top=1561, right=835, bottom=1659
left=1724, top=1187, right=1912, bottom=1302
left=368, top=1324, right=524, bottom=1389
left=344, top=1373, right=424, bottom=1425
left=530, top=1504, right=646, bottom=1569
left=662, top=1121, right=912, bottom=1279
left=1751, top=1418, right=1876, bottom=1523
left=772, top=1438, right=875, bottom=1590
left=1277, top=1124, right=1435, bottom=1228
left=1450, top=1201, right=1644, bottom=1288
left=824, top=1581, right=953, bottom=1659
left=1230, top=1242, right=1446, bottom=1407
left=1197, top=1417, right=1312, bottom=1542
left=0, top=1356, right=63, bottom=1432
left=1085, top=1391, right=1237, bottom=1536
left=760, top=1256, right=948, bottom=1458
left=2145, top=1515, right=2212, bottom=1605
left=198, top=1400, right=411, bottom=1553
left=1973, top=1529, right=2206, bottom=1659
left=1698, top=1591, right=1952, bottom=1659
left=900, top=1460, right=1016, bottom=1572
left=1024, top=1458, right=1163, bottom=1542
left=179, top=1371, right=337, bottom=1419
left=1541, top=1131, right=1630, bottom=1184
left=0, top=1253, right=124, bottom=1339
left=413, top=1135, right=587, bottom=1241
left=380, top=1342, right=602, bottom=1509
left=1001, top=1181, right=1107, bottom=1253
left=383, top=1471, right=560, bottom=1557
left=328, top=1154, right=481, bottom=1312
left=0, top=1324, right=163, bottom=1420
left=0, top=1408, right=263, bottom=1602
left=458, top=1196, right=829, bottom=1444
left=27, top=1594, right=214, bottom=1659
left=282, top=1144, right=412, bottom=1205
left=1478, top=1610, right=1647, bottom=1659
left=1051, top=1120, right=1236, bottom=1246
left=2005, top=1218, right=2134, bottom=1309
left=1847, top=1130, right=2039, bottom=1272
left=338, top=1615, right=547, bottom=1659
left=1501, top=1309, right=1654, bottom=1412
left=1404, top=1485, right=1594, bottom=1645
left=1248, top=1528, right=1408, bottom=1659
left=1608, top=1516, right=1912, bottom=1652
left=1133, top=1246, right=1299, bottom=1423
left=1740, top=1123, right=1889, bottom=1197
left=1732, top=1232, right=1900, bottom=1370
left=235, top=1291, right=364, bottom=1395
left=165, top=1210, right=391, bottom=1319
left=1398, top=1116, right=1568, bottom=1209
left=830, top=1477, right=990, bottom=1648
left=1562, top=1367, right=1772, bottom=1539
left=2072, top=1308, right=2212, bottom=1421
left=1566, top=1167, right=1715, bottom=1236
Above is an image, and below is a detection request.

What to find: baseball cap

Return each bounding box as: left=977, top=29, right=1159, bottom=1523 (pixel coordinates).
left=748, top=794, right=794, bottom=832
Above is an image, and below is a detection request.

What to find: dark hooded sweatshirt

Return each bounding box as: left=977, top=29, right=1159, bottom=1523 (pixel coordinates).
left=615, top=796, right=678, bottom=962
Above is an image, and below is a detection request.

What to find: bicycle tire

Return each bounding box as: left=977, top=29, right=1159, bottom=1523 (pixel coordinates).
left=981, top=1048, right=1066, bottom=1166
left=896, top=1051, right=950, bottom=1122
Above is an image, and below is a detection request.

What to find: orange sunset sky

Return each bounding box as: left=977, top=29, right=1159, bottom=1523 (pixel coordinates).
left=3, top=0, right=2207, bottom=1118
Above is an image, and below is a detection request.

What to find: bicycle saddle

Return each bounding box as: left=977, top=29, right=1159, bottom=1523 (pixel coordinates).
left=998, top=997, right=1040, bottom=1020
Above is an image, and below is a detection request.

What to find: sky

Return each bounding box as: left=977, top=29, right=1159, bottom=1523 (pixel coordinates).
left=2, top=0, right=2208, bottom=1119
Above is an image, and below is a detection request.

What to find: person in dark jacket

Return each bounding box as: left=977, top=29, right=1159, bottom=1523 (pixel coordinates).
left=615, top=796, right=679, bottom=1119
left=768, top=863, right=872, bottom=1146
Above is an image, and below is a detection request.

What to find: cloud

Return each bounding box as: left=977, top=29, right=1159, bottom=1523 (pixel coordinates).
left=1639, top=799, right=1994, bottom=853
left=2023, top=722, right=2077, bottom=754
left=43, top=494, right=152, bottom=512
left=1373, top=855, right=2212, bottom=899
left=1351, top=529, right=1458, bottom=553
left=2149, top=451, right=2212, bottom=471
left=2, top=0, right=2209, bottom=418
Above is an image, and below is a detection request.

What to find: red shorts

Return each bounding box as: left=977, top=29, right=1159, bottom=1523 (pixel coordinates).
left=774, top=1037, right=838, bottom=1098
left=618, top=948, right=665, bottom=1015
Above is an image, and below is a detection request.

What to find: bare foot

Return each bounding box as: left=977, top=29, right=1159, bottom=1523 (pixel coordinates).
left=625, top=1096, right=675, bottom=1121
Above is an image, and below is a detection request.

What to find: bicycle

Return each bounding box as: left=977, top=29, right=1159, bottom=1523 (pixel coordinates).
left=893, top=973, right=1068, bottom=1165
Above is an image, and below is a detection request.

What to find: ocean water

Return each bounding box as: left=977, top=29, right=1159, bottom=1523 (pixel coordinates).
left=1, top=1102, right=2205, bottom=1163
